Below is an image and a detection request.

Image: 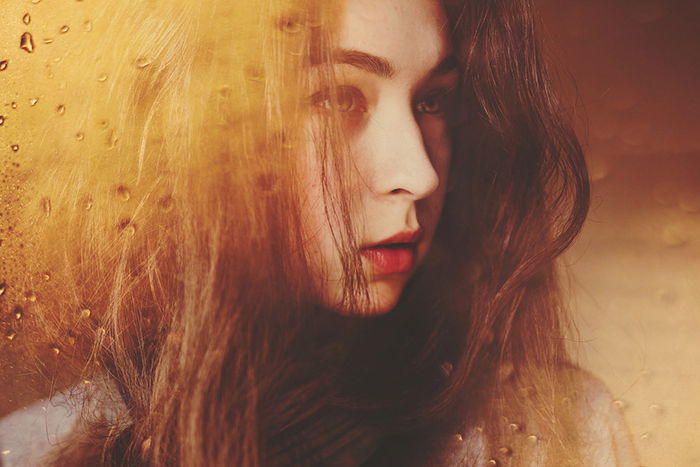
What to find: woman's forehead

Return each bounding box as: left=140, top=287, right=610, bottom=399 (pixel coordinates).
left=336, top=0, right=450, bottom=80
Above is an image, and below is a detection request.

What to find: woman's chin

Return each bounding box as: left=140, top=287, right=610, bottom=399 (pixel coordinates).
left=322, top=277, right=406, bottom=317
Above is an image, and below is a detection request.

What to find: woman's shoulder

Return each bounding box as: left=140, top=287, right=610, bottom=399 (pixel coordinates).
left=0, top=391, right=80, bottom=466
left=439, top=365, right=638, bottom=466
left=552, top=365, right=639, bottom=466
left=0, top=381, right=124, bottom=467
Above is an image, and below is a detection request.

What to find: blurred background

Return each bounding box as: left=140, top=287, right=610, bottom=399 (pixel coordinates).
left=538, top=0, right=700, bottom=465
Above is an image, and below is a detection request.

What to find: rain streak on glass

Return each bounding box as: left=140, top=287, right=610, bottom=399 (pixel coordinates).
left=20, top=32, right=35, bottom=53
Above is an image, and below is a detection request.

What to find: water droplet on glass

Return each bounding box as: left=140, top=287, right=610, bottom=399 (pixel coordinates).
left=158, top=195, right=174, bottom=212
left=80, top=307, right=91, bottom=319
left=60, top=25, right=70, bottom=34
left=10, top=144, right=19, bottom=152
left=0, top=283, right=6, bottom=296
left=20, top=32, right=35, bottom=53
left=41, top=197, right=51, bottom=216
left=96, top=73, right=108, bottom=82
left=11, top=102, right=17, bottom=109
left=0, top=60, right=8, bottom=71
left=43, top=38, right=54, bottom=45
left=81, top=196, right=93, bottom=210
left=66, top=330, right=76, bottom=346
left=613, top=399, right=627, bottom=411
left=135, top=57, right=152, bottom=69
left=43, top=272, right=51, bottom=281
left=661, top=223, right=689, bottom=247
left=245, top=65, right=264, bottom=82
left=453, top=433, right=463, bottom=442
left=50, top=344, right=61, bottom=355
left=0, top=116, right=5, bottom=126
left=29, top=97, right=39, bottom=106
left=527, top=434, right=539, bottom=443
left=656, top=288, right=677, bottom=306
left=652, top=181, right=679, bottom=206
left=641, top=432, right=651, bottom=442
left=105, top=130, right=118, bottom=149
left=508, top=423, right=521, bottom=432
left=679, top=189, right=700, bottom=213
left=14, top=306, right=23, bottom=320
left=141, top=437, right=152, bottom=453
left=22, top=13, right=31, bottom=25
left=487, top=460, right=499, bottom=466
left=116, top=185, right=131, bottom=201
left=56, top=104, right=66, bottom=115
left=498, top=446, right=512, bottom=456
left=83, top=20, right=93, bottom=32
left=277, top=17, right=304, bottom=34
left=649, top=403, right=664, bottom=416
left=119, top=219, right=136, bottom=236
left=31, top=0, right=41, bottom=3
left=24, top=291, right=36, bottom=302
left=440, top=361, right=454, bottom=378
left=5, top=330, right=16, bottom=341
left=75, top=132, right=85, bottom=141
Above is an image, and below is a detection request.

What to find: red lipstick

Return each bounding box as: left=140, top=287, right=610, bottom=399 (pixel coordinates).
left=360, top=230, right=422, bottom=275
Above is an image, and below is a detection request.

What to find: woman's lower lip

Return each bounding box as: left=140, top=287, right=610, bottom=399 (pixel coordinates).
left=360, top=245, right=415, bottom=275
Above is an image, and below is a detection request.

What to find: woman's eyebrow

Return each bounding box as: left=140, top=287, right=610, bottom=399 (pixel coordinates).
left=328, top=49, right=396, bottom=78
left=312, top=49, right=457, bottom=80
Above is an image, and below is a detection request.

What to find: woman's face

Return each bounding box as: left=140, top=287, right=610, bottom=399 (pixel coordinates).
left=302, top=0, right=457, bottom=315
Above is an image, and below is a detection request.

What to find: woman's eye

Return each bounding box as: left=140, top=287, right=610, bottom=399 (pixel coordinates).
left=415, top=89, right=454, bottom=116
left=310, top=86, right=367, bottom=114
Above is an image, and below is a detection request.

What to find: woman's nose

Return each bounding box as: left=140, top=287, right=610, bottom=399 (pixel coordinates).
left=362, top=102, right=440, bottom=200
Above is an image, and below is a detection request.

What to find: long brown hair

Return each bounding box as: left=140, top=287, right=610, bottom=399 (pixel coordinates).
left=1, top=0, right=589, bottom=465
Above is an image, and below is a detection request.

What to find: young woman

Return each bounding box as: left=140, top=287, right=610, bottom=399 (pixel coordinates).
left=0, top=0, right=636, bottom=465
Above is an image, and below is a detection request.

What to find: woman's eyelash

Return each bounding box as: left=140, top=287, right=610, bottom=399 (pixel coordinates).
left=309, top=86, right=368, bottom=113
left=415, top=87, right=457, bottom=115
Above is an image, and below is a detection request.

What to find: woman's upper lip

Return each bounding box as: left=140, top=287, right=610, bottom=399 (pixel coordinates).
left=362, top=229, right=423, bottom=248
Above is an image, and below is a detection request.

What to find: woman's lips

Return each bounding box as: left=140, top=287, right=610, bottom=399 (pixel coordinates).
left=360, top=230, right=421, bottom=275
left=360, top=244, right=416, bottom=275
